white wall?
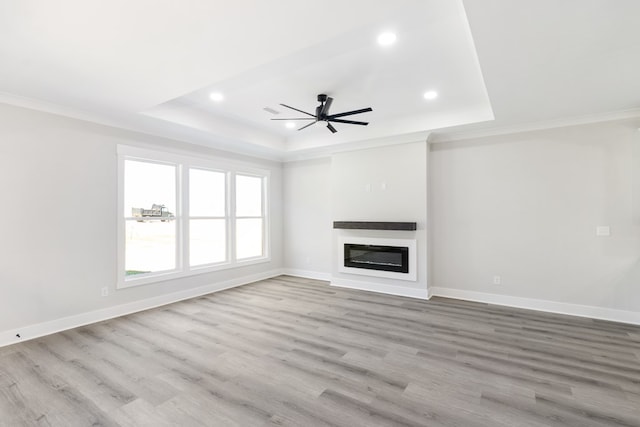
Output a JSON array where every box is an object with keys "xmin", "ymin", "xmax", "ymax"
[
  {"xmin": 0, "ymin": 103, "xmax": 283, "ymax": 344},
  {"xmin": 283, "ymin": 142, "xmax": 429, "ymax": 297},
  {"xmin": 4, "ymin": 99, "xmax": 640, "ymax": 344},
  {"xmin": 283, "ymin": 158, "xmax": 332, "ymax": 279},
  {"xmin": 331, "ymin": 142, "xmax": 428, "ymax": 296},
  {"xmin": 430, "ymin": 120, "xmax": 640, "ymax": 314}
]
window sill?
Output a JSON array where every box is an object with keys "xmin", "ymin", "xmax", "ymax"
[{"xmin": 117, "ymin": 256, "xmax": 271, "ymax": 289}]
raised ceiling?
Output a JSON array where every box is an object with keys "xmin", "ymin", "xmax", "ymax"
[{"xmin": 0, "ymin": 0, "xmax": 639, "ymax": 160}]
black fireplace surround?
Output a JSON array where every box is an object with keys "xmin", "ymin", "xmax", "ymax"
[{"xmin": 344, "ymin": 243, "xmax": 409, "ymax": 273}]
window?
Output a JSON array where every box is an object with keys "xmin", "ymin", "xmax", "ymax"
[
  {"xmin": 235, "ymin": 174, "xmax": 265, "ymax": 260},
  {"xmin": 123, "ymin": 160, "xmax": 178, "ymax": 277},
  {"xmin": 117, "ymin": 146, "xmax": 269, "ymax": 288},
  {"xmin": 189, "ymin": 168, "xmax": 227, "ymax": 267}
]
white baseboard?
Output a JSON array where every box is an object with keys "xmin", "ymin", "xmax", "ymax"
[
  {"xmin": 8, "ymin": 274, "xmax": 635, "ymax": 349},
  {"xmin": 427, "ymin": 287, "xmax": 434, "ymax": 300},
  {"xmin": 281, "ymin": 268, "xmax": 331, "ymax": 282},
  {"xmin": 430, "ymin": 287, "xmax": 640, "ymax": 326},
  {"xmin": 331, "ymin": 278, "xmax": 428, "ymax": 300},
  {"xmin": 0, "ymin": 269, "xmax": 283, "ymax": 348}
]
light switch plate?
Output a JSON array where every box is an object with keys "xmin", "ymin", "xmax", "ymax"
[{"xmin": 596, "ymin": 226, "xmax": 610, "ymax": 237}]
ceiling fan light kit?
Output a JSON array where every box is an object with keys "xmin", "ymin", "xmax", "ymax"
[{"xmin": 271, "ymin": 94, "xmax": 372, "ymax": 133}]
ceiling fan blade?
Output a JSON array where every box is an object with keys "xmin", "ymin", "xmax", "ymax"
[
  {"xmin": 327, "ymin": 107, "xmax": 373, "ymax": 119},
  {"xmin": 280, "ymin": 103, "xmax": 316, "ymax": 117},
  {"xmin": 326, "ymin": 123, "xmax": 337, "ymax": 133},
  {"xmin": 327, "ymin": 118, "xmax": 369, "ymax": 126},
  {"xmin": 298, "ymin": 121, "xmax": 317, "ymax": 131},
  {"xmin": 270, "ymin": 118, "xmax": 316, "ymax": 121},
  {"xmin": 320, "ymin": 97, "xmax": 333, "ymax": 117}
]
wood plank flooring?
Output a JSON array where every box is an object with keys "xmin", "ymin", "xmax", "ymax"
[{"xmin": 1, "ymin": 275, "xmax": 640, "ymax": 426}]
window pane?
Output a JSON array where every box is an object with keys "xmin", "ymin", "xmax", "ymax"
[
  {"xmin": 124, "ymin": 160, "xmax": 176, "ymax": 218},
  {"xmin": 236, "ymin": 175, "xmax": 262, "ymax": 217},
  {"xmin": 190, "ymin": 169, "xmax": 225, "ymax": 217},
  {"xmin": 190, "ymin": 219, "xmax": 226, "ymax": 266},
  {"xmin": 125, "ymin": 220, "xmax": 176, "ymax": 275},
  {"xmin": 236, "ymin": 218, "xmax": 263, "ymax": 259}
]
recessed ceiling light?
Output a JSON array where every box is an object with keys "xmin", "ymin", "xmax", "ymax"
[
  {"xmin": 423, "ymin": 90, "xmax": 438, "ymax": 100},
  {"xmin": 285, "ymin": 122, "xmax": 296, "ymax": 129},
  {"xmin": 209, "ymin": 92, "xmax": 224, "ymax": 102},
  {"xmin": 377, "ymin": 32, "xmax": 397, "ymax": 46}
]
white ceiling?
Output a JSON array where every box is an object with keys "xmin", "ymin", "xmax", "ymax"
[{"xmin": 0, "ymin": 0, "xmax": 639, "ymax": 160}]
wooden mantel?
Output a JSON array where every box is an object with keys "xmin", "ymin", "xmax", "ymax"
[{"xmin": 333, "ymin": 221, "xmax": 417, "ymax": 231}]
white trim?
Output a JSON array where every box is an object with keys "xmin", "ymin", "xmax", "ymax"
[
  {"xmin": 117, "ymin": 153, "xmax": 126, "ymax": 287},
  {"xmin": 430, "ymin": 287, "xmax": 640, "ymax": 326},
  {"xmin": 117, "ymin": 257, "xmax": 271, "ymax": 289},
  {"xmin": 234, "ymin": 172, "xmax": 269, "ymax": 262},
  {"xmin": 331, "ymin": 278, "xmax": 428, "ymax": 299},
  {"xmin": 0, "ymin": 92, "xmax": 285, "ymax": 162},
  {"xmin": 427, "ymin": 287, "xmax": 435, "ymax": 299},
  {"xmin": 281, "ymin": 133, "xmax": 432, "ymax": 162},
  {"xmin": 116, "ymin": 144, "xmax": 273, "ymax": 173},
  {"xmin": 282, "ymin": 268, "xmax": 332, "ymax": 281},
  {"xmin": 117, "ymin": 145, "xmax": 270, "ymax": 289},
  {"xmin": 429, "ymin": 108, "xmax": 640, "ymax": 144},
  {"xmin": 1, "ymin": 269, "xmax": 284, "ymax": 348},
  {"xmin": 338, "ymin": 236, "xmax": 417, "ymax": 281},
  {"xmin": 3, "ymin": 90, "xmax": 639, "ymax": 164}
]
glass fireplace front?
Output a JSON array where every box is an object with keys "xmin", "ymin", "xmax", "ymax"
[{"xmin": 343, "ymin": 243, "xmax": 409, "ymax": 273}]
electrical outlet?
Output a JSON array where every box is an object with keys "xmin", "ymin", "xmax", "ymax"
[
  {"xmin": 101, "ymin": 287, "xmax": 109, "ymax": 297},
  {"xmin": 493, "ymin": 275, "xmax": 502, "ymax": 285}
]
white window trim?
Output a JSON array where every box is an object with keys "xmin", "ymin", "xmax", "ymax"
[
  {"xmin": 117, "ymin": 145, "xmax": 271, "ymax": 289},
  {"xmin": 185, "ymin": 166, "xmax": 230, "ymax": 270},
  {"xmin": 234, "ymin": 171, "xmax": 269, "ymax": 262}
]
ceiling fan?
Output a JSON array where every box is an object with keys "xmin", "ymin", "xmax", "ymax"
[{"xmin": 272, "ymin": 94, "xmax": 372, "ymax": 133}]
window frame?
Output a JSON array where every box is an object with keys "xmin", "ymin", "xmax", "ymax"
[
  {"xmin": 117, "ymin": 145, "xmax": 270, "ymax": 289},
  {"xmin": 187, "ymin": 166, "xmax": 229, "ymax": 269},
  {"xmin": 234, "ymin": 172, "xmax": 268, "ymax": 261}
]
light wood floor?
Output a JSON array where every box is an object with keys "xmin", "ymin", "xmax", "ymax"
[{"xmin": 2, "ymin": 276, "xmax": 640, "ymax": 426}]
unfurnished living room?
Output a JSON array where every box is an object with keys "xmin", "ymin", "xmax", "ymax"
[{"xmin": 1, "ymin": 1, "xmax": 640, "ymax": 426}]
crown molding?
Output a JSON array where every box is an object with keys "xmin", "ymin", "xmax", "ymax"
[
  {"xmin": 429, "ymin": 108, "xmax": 640, "ymax": 144},
  {"xmin": 3, "ymin": 90, "xmax": 639, "ymax": 163},
  {"xmin": 281, "ymin": 130, "xmax": 431, "ymax": 162},
  {"xmin": 0, "ymin": 91, "xmax": 120, "ymax": 128},
  {"xmin": 0, "ymin": 91, "xmax": 285, "ymax": 162}
]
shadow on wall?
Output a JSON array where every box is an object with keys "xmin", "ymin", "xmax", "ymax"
[
  {"xmin": 608, "ymin": 132, "xmax": 640, "ymax": 312},
  {"xmin": 607, "ymin": 257, "xmax": 640, "ymax": 312}
]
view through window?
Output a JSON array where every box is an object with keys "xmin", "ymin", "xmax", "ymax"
[
  {"xmin": 236, "ymin": 174, "xmax": 264, "ymax": 259},
  {"xmin": 189, "ymin": 168, "xmax": 227, "ymax": 267},
  {"xmin": 124, "ymin": 160, "xmax": 177, "ymax": 276}
]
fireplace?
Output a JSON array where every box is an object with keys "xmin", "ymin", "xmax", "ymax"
[
  {"xmin": 344, "ymin": 243, "xmax": 409, "ymax": 273},
  {"xmin": 338, "ymin": 236, "xmax": 417, "ymax": 281}
]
